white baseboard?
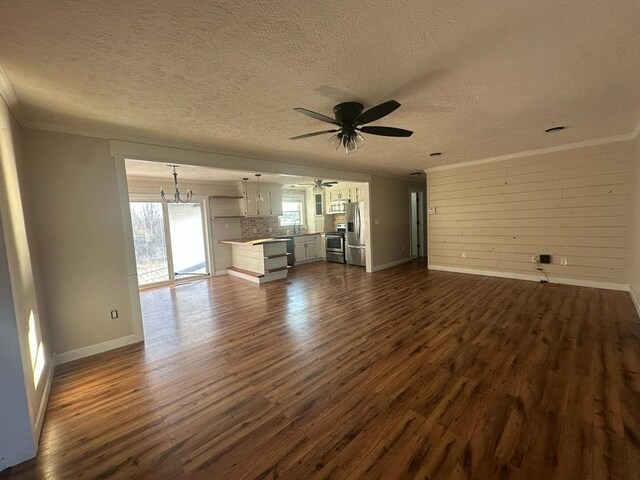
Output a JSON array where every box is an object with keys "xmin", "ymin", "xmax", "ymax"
[
  {"xmin": 371, "ymin": 257, "xmax": 411, "ymax": 272},
  {"xmin": 630, "ymin": 286, "xmax": 640, "ymax": 318},
  {"xmin": 428, "ymin": 264, "xmax": 630, "ymax": 292},
  {"xmin": 54, "ymin": 334, "xmax": 138, "ymax": 366},
  {"xmin": 33, "ymin": 358, "xmax": 54, "ymax": 446}
]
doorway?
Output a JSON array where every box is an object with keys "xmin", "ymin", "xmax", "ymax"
[
  {"xmin": 129, "ymin": 199, "xmax": 210, "ymax": 287},
  {"xmin": 410, "ymin": 190, "xmax": 425, "ymax": 259}
]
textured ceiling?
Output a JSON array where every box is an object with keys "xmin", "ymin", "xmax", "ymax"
[
  {"xmin": 1, "ymin": 1, "xmax": 639, "ymax": 173},
  {"xmin": 125, "ymin": 159, "xmax": 338, "ymax": 186}
]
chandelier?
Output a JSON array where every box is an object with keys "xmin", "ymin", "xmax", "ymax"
[{"xmin": 160, "ymin": 164, "xmax": 192, "ymax": 203}]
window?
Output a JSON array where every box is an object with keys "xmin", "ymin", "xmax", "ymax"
[{"xmin": 280, "ymin": 189, "xmax": 306, "ymax": 226}]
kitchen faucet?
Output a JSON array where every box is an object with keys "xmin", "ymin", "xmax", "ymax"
[{"xmin": 293, "ymin": 219, "xmax": 301, "ymax": 234}]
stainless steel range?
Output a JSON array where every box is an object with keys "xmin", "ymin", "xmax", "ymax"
[{"xmin": 325, "ymin": 223, "xmax": 346, "ymax": 264}]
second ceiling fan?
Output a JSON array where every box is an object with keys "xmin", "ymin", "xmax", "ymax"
[{"xmin": 290, "ymin": 100, "xmax": 413, "ymax": 154}]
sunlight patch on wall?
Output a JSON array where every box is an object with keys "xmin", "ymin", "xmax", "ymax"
[{"xmin": 28, "ymin": 310, "xmax": 45, "ymax": 387}]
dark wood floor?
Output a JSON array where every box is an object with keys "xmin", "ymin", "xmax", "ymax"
[{"xmin": 4, "ymin": 261, "xmax": 640, "ymax": 479}]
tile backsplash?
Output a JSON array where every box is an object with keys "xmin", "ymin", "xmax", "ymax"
[
  {"xmin": 241, "ymin": 216, "xmax": 298, "ymax": 238},
  {"xmin": 332, "ymin": 213, "xmax": 346, "ymax": 230}
]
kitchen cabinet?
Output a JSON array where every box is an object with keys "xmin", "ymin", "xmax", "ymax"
[
  {"xmin": 243, "ymin": 184, "xmax": 283, "ymax": 217},
  {"xmin": 218, "ymin": 239, "xmax": 289, "ymax": 283},
  {"xmin": 313, "ymin": 217, "xmax": 325, "ymax": 232},
  {"xmin": 350, "ymin": 187, "xmax": 364, "ymax": 202},
  {"xmin": 329, "ymin": 189, "xmax": 349, "ymax": 202},
  {"xmin": 326, "ymin": 186, "xmax": 365, "ymax": 212},
  {"xmin": 313, "ymin": 193, "xmax": 324, "ymax": 215},
  {"xmin": 317, "ymin": 234, "xmax": 326, "ymax": 258},
  {"xmin": 293, "ymin": 234, "xmax": 321, "ymax": 264}
]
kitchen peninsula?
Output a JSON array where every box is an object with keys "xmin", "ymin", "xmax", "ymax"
[{"xmin": 218, "ymin": 238, "xmax": 289, "ymax": 283}]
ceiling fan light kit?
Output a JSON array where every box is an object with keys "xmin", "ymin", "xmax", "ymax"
[{"xmin": 290, "ymin": 100, "xmax": 413, "ymax": 154}]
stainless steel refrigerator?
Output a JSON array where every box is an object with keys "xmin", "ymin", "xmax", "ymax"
[{"xmin": 345, "ymin": 202, "xmax": 366, "ymax": 266}]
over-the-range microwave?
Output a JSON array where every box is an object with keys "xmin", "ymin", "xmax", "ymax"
[{"xmin": 329, "ymin": 200, "xmax": 347, "ymax": 214}]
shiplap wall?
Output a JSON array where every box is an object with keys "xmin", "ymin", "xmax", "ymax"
[{"xmin": 427, "ymin": 140, "xmax": 634, "ymax": 285}]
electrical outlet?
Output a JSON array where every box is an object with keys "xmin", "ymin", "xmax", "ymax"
[
  {"xmin": 539, "ymin": 254, "xmax": 551, "ymax": 264},
  {"xmin": 561, "ymin": 257, "xmax": 568, "ymax": 266},
  {"xmin": 268, "ymin": 227, "xmax": 272, "ymax": 233},
  {"xmin": 428, "ymin": 207, "xmax": 436, "ymax": 214},
  {"xmin": 224, "ymin": 223, "xmax": 230, "ymax": 230},
  {"xmin": 374, "ymin": 218, "xmax": 380, "ymax": 225},
  {"xmin": 253, "ymin": 228, "xmax": 257, "ymax": 234},
  {"xmin": 462, "ymin": 251, "xmax": 467, "ymax": 259},
  {"xmin": 110, "ymin": 310, "xmax": 118, "ymax": 319}
]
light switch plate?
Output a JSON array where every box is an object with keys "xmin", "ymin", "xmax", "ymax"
[{"xmin": 561, "ymin": 257, "xmax": 568, "ymax": 266}]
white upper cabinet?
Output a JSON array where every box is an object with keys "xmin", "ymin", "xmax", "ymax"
[
  {"xmin": 242, "ymin": 183, "xmax": 283, "ymax": 217},
  {"xmin": 325, "ymin": 184, "xmax": 365, "ymax": 212}
]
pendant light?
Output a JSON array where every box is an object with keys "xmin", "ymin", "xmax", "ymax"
[
  {"xmin": 255, "ymin": 173, "xmax": 264, "ymax": 215},
  {"xmin": 241, "ymin": 177, "xmax": 250, "ymax": 215},
  {"xmin": 255, "ymin": 174, "xmax": 265, "ymax": 203}
]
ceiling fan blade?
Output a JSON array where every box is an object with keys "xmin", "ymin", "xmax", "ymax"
[
  {"xmin": 355, "ymin": 100, "xmax": 401, "ymax": 125},
  {"xmin": 293, "ymin": 108, "xmax": 340, "ymax": 125},
  {"xmin": 359, "ymin": 126, "xmax": 413, "ymax": 137},
  {"xmin": 289, "ymin": 129, "xmax": 340, "ymax": 140}
]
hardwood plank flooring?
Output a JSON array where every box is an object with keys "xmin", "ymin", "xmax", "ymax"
[{"xmin": 3, "ymin": 261, "xmax": 639, "ymax": 479}]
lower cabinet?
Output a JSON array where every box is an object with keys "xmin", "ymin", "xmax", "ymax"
[
  {"xmin": 317, "ymin": 234, "xmax": 326, "ymax": 258},
  {"xmin": 294, "ymin": 235, "xmax": 321, "ymax": 264}
]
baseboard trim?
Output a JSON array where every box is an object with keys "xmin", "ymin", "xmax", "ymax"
[
  {"xmin": 428, "ymin": 264, "xmax": 630, "ymax": 292},
  {"xmin": 33, "ymin": 358, "xmax": 54, "ymax": 446},
  {"xmin": 54, "ymin": 334, "xmax": 138, "ymax": 366},
  {"xmin": 371, "ymin": 258, "xmax": 411, "ymax": 272},
  {"xmin": 630, "ymin": 287, "xmax": 640, "ymax": 318}
]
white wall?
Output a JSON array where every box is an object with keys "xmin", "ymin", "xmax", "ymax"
[
  {"xmin": 427, "ymin": 140, "xmax": 634, "ymax": 287},
  {"xmin": 22, "ymin": 129, "xmax": 136, "ymax": 356},
  {"xmin": 0, "ymin": 97, "xmax": 50, "ymax": 468},
  {"xmin": 369, "ymin": 175, "xmax": 426, "ymax": 269},
  {"xmin": 631, "ymin": 136, "xmax": 640, "ymax": 305}
]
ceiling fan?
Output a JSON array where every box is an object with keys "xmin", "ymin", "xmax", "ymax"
[
  {"xmin": 290, "ymin": 100, "xmax": 413, "ymax": 154},
  {"xmin": 297, "ymin": 179, "xmax": 338, "ymax": 188}
]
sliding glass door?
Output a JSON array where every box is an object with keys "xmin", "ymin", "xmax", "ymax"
[
  {"xmin": 167, "ymin": 203, "xmax": 208, "ymax": 279},
  {"xmin": 130, "ymin": 202, "xmax": 171, "ymax": 285},
  {"xmin": 130, "ymin": 199, "xmax": 210, "ymax": 287}
]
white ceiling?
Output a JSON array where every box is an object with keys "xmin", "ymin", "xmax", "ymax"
[
  {"xmin": 125, "ymin": 159, "xmax": 337, "ymax": 186},
  {"xmin": 1, "ymin": 1, "xmax": 639, "ymax": 174}
]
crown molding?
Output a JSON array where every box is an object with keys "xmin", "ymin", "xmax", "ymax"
[
  {"xmin": 0, "ymin": 64, "xmax": 26, "ymax": 124},
  {"xmin": 424, "ymin": 132, "xmax": 637, "ymax": 173}
]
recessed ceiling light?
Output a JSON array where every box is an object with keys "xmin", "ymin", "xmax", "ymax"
[
  {"xmin": 430, "ymin": 152, "xmax": 443, "ymax": 157},
  {"xmin": 545, "ymin": 126, "xmax": 565, "ymax": 133}
]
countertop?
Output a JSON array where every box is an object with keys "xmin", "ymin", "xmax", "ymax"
[{"xmin": 218, "ymin": 238, "xmax": 290, "ymax": 246}]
